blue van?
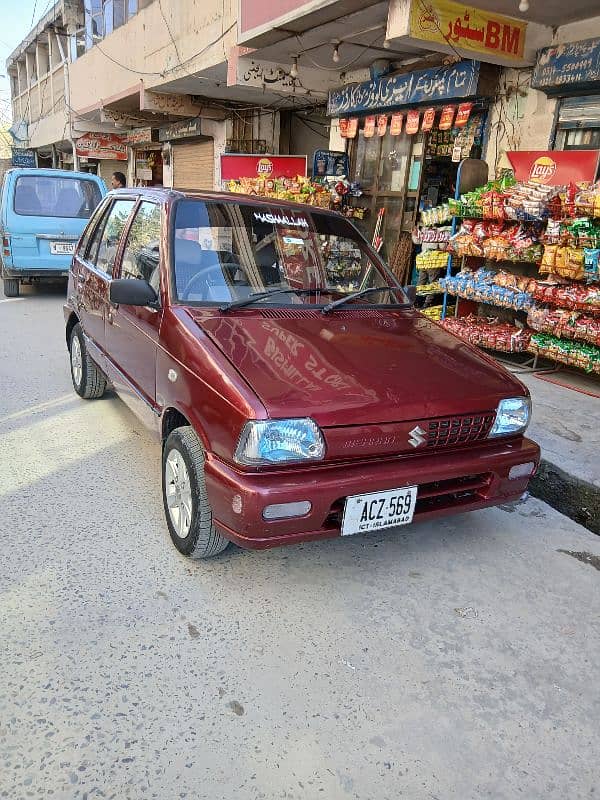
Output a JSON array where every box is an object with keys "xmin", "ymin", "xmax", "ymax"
[{"xmin": 0, "ymin": 168, "xmax": 106, "ymax": 297}]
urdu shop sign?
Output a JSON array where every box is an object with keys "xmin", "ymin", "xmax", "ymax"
[
  {"xmin": 327, "ymin": 59, "xmax": 479, "ymax": 117},
  {"xmin": 386, "ymin": 0, "xmax": 529, "ymax": 67}
]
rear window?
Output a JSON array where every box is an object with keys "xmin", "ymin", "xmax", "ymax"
[{"xmin": 13, "ymin": 175, "xmax": 102, "ymax": 219}]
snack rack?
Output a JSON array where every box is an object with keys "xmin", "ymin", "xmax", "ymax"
[{"xmin": 427, "ymin": 176, "xmax": 600, "ymax": 376}]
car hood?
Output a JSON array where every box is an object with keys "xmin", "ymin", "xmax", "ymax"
[{"xmin": 188, "ymin": 308, "xmax": 526, "ymax": 427}]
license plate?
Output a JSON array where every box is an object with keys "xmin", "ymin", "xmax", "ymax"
[
  {"xmin": 341, "ymin": 486, "xmax": 418, "ymax": 536},
  {"xmin": 50, "ymin": 241, "xmax": 75, "ymax": 255}
]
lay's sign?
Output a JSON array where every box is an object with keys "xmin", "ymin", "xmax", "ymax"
[{"xmin": 507, "ymin": 151, "xmax": 600, "ymax": 186}]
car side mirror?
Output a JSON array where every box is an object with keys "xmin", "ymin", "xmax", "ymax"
[
  {"xmin": 402, "ymin": 284, "xmax": 417, "ymax": 305},
  {"xmin": 110, "ymin": 278, "xmax": 158, "ymax": 307}
]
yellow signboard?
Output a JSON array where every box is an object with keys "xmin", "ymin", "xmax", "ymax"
[{"xmin": 409, "ymin": 0, "xmax": 527, "ymax": 61}]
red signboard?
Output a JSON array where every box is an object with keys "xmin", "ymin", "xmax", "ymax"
[
  {"xmin": 220, "ymin": 154, "xmax": 307, "ymax": 180},
  {"xmin": 454, "ymin": 102, "xmax": 473, "ymax": 128},
  {"xmin": 421, "ymin": 107, "xmax": 436, "ymax": 132},
  {"xmin": 377, "ymin": 114, "xmax": 388, "ymax": 137},
  {"xmin": 76, "ymin": 132, "xmax": 127, "ymax": 161},
  {"xmin": 439, "ymin": 105, "xmax": 455, "ymax": 130},
  {"xmin": 390, "ymin": 112, "xmax": 403, "ymax": 136},
  {"xmin": 346, "ymin": 118, "xmax": 358, "ymax": 139},
  {"xmin": 364, "ymin": 116, "xmax": 376, "ymax": 138},
  {"xmin": 507, "ymin": 150, "xmax": 600, "ymax": 185},
  {"xmin": 406, "ymin": 110, "xmax": 420, "ymax": 134}
]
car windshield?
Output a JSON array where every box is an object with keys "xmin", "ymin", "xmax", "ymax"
[
  {"xmin": 172, "ymin": 200, "xmax": 406, "ymax": 306},
  {"xmin": 14, "ymin": 175, "xmax": 102, "ymax": 219}
]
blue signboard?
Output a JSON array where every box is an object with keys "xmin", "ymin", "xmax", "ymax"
[
  {"xmin": 532, "ymin": 37, "xmax": 600, "ymax": 93},
  {"xmin": 327, "ymin": 60, "xmax": 480, "ymax": 117},
  {"xmin": 11, "ymin": 148, "xmax": 36, "ymax": 168}
]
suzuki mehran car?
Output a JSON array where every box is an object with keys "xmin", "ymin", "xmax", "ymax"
[
  {"xmin": 64, "ymin": 188, "xmax": 540, "ymax": 559},
  {"xmin": 1, "ymin": 168, "xmax": 105, "ymax": 297}
]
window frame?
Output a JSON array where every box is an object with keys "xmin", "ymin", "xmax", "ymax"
[
  {"xmin": 84, "ymin": 197, "xmax": 137, "ymax": 277},
  {"xmin": 117, "ymin": 199, "xmax": 163, "ymax": 291}
]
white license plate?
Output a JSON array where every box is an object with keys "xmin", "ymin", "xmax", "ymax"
[
  {"xmin": 341, "ymin": 486, "xmax": 418, "ymax": 536},
  {"xmin": 50, "ymin": 241, "xmax": 75, "ymax": 255}
]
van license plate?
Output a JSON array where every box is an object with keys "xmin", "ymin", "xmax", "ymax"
[
  {"xmin": 341, "ymin": 486, "xmax": 418, "ymax": 536},
  {"xmin": 50, "ymin": 242, "xmax": 75, "ymax": 255}
]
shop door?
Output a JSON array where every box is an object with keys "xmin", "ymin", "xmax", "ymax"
[
  {"xmin": 352, "ymin": 128, "xmax": 425, "ymax": 260},
  {"xmin": 172, "ymin": 141, "xmax": 215, "ymax": 190}
]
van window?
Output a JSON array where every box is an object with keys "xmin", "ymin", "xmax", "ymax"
[{"xmin": 13, "ymin": 175, "xmax": 102, "ymax": 219}]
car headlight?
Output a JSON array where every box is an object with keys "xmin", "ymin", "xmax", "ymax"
[
  {"xmin": 489, "ymin": 397, "xmax": 531, "ymax": 438},
  {"xmin": 235, "ymin": 418, "xmax": 326, "ymax": 466}
]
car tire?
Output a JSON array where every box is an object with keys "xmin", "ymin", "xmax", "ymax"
[
  {"xmin": 162, "ymin": 426, "xmax": 230, "ymax": 559},
  {"xmin": 69, "ymin": 323, "xmax": 106, "ymax": 399},
  {"xmin": 3, "ymin": 278, "xmax": 19, "ymax": 298}
]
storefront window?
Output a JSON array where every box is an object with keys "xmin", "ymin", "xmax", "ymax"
[
  {"xmin": 354, "ymin": 132, "xmax": 379, "ymax": 192},
  {"xmin": 556, "ymin": 128, "xmax": 600, "ymax": 150}
]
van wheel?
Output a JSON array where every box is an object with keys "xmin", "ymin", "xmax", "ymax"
[
  {"xmin": 69, "ymin": 323, "xmax": 106, "ymax": 399},
  {"xmin": 3, "ymin": 278, "xmax": 19, "ymax": 298},
  {"xmin": 162, "ymin": 426, "xmax": 230, "ymax": 559}
]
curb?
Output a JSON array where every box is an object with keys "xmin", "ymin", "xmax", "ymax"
[{"xmin": 529, "ymin": 459, "xmax": 600, "ymax": 535}]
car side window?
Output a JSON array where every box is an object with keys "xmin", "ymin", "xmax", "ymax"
[
  {"xmin": 120, "ymin": 202, "xmax": 162, "ymax": 292},
  {"xmin": 78, "ymin": 200, "xmax": 109, "ymax": 257},
  {"xmin": 88, "ymin": 199, "xmax": 135, "ymax": 276}
]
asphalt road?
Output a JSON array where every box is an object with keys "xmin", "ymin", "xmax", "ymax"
[{"xmin": 1, "ymin": 282, "xmax": 599, "ymax": 800}]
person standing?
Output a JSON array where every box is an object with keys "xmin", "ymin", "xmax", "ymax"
[{"xmin": 111, "ymin": 171, "xmax": 126, "ymax": 190}]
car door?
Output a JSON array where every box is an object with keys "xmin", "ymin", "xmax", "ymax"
[
  {"xmin": 76, "ymin": 198, "xmax": 136, "ymax": 356},
  {"xmin": 105, "ymin": 200, "xmax": 163, "ymax": 424}
]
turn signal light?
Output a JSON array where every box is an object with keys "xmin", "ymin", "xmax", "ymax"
[{"xmin": 263, "ymin": 501, "xmax": 312, "ymax": 520}]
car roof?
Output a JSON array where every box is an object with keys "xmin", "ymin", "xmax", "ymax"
[
  {"xmin": 6, "ymin": 167, "xmax": 104, "ymax": 181},
  {"xmin": 107, "ymin": 186, "xmax": 342, "ymax": 218}
]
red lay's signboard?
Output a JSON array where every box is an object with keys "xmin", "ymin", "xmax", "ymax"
[
  {"xmin": 507, "ymin": 151, "xmax": 600, "ymax": 185},
  {"xmin": 221, "ymin": 154, "xmax": 308, "ymax": 180}
]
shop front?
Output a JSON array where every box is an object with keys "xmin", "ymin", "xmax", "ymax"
[
  {"xmin": 328, "ymin": 59, "xmax": 495, "ymax": 263},
  {"xmin": 159, "ymin": 118, "xmax": 215, "ymax": 192},
  {"xmin": 532, "ymin": 36, "xmax": 600, "ymax": 157},
  {"xmin": 74, "ymin": 131, "xmax": 128, "ymax": 187},
  {"xmin": 126, "ymin": 128, "xmax": 163, "ymax": 187}
]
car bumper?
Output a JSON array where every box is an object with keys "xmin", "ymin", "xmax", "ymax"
[
  {"xmin": 204, "ymin": 436, "xmax": 540, "ymax": 549},
  {"xmin": 3, "ymin": 267, "xmax": 69, "ymax": 278}
]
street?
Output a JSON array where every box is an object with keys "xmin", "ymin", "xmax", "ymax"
[{"xmin": 1, "ymin": 283, "xmax": 599, "ymax": 800}]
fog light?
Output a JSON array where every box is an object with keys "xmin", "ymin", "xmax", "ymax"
[
  {"xmin": 263, "ymin": 501, "xmax": 311, "ymax": 520},
  {"xmin": 509, "ymin": 462, "xmax": 535, "ymax": 480},
  {"xmin": 231, "ymin": 494, "xmax": 243, "ymax": 514}
]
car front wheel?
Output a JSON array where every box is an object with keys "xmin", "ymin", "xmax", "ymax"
[
  {"xmin": 69, "ymin": 323, "xmax": 106, "ymax": 399},
  {"xmin": 162, "ymin": 426, "xmax": 230, "ymax": 559}
]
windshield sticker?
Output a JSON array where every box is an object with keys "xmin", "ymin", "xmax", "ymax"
[
  {"xmin": 197, "ymin": 227, "xmax": 233, "ymax": 251},
  {"xmin": 253, "ymin": 211, "xmax": 308, "ymax": 228}
]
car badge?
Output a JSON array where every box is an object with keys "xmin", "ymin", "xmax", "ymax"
[{"xmin": 408, "ymin": 425, "xmax": 426, "ymax": 448}]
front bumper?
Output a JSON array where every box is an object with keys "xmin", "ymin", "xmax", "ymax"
[{"xmin": 204, "ymin": 436, "xmax": 540, "ymax": 549}]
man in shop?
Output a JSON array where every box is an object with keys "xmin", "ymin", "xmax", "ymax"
[{"xmin": 111, "ymin": 171, "xmax": 127, "ymax": 190}]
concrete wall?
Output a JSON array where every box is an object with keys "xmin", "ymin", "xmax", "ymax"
[
  {"xmin": 485, "ymin": 16, "xmax": 600, "ymax": 175},
  {"xmin": 69, "ymin": 0, "xmax": 238, "ymax": 111}
]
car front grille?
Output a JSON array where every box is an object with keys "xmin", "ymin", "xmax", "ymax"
[{"xmin": 427, "ymin": 413, "xmax": 495, "ymax": 449}]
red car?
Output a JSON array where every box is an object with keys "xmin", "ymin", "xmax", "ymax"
[{"xmin": 65, "ymin": 188, "xmax": 539, "ymax": 559}]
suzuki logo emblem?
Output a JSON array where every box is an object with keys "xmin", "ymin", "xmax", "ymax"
[{"xmin": 408, "ymin": 425, "xmax": 427, "ymax": 448}]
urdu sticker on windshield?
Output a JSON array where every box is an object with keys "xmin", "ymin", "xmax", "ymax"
[{"xmin": 253, "ymin": 211, "xmax": 308, "ymax": 228}]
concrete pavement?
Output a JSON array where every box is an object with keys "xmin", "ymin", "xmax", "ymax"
[{"xmin": 1, "ymin": 283, "xmax": 599, "ymax": 800}]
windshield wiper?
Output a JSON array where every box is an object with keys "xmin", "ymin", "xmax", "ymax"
[
  {"xmin": 220, "ymin": 287, "xmax": 321, "ymax": 312},
  {"xmin": 321, "ymin": 286, "xmax": 407, "ymax": 314}
]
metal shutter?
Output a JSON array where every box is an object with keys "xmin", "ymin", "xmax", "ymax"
[{"xmin": 172, "ymin": 141, "xmax": 215, "ymax": 190}]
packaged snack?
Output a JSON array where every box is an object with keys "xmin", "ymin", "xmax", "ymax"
[
  {"xmin": 540, "ymin": 245, "xmax": 557, "ymax": 274},
  {"xmin": 584, "ymin": 248, "xmax": 600, "ymax": 282}
]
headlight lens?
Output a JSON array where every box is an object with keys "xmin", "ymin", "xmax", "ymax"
[
  {"xmin": 235, "ymin": 418, "xmax": 325, "ymax": 466},
  {"xmin": 489, "ymin": 397, "xmax": 531, "ymax": 438}
]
